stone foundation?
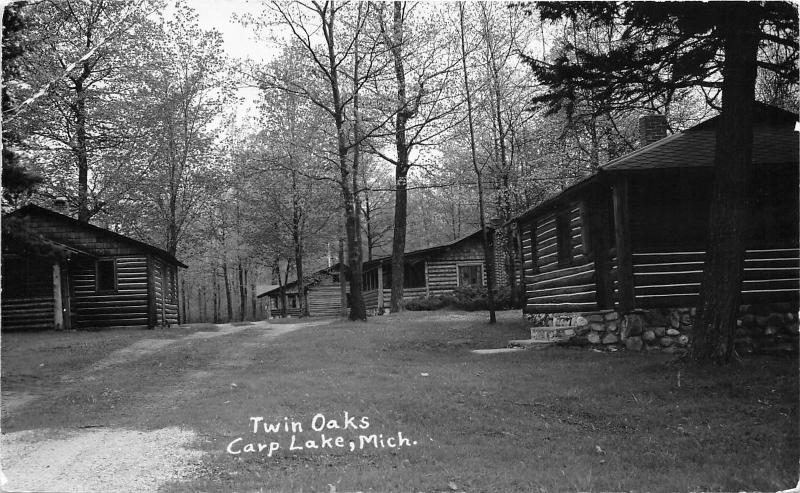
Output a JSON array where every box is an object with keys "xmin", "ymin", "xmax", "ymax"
[{"xmin": 528, "ymin": 303, "xmax": 798, "ymax": 354}]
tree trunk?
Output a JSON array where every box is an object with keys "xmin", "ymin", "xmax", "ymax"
[
  {"xmin": 363, "ymin": 182, "xmax": 374, "ymax": 261},
  {"xmin": 238, "ymin": 259, "xmax": 246, "ymax": 321},
  {"xmin": 74, "ymin": 80, "xmax": 90, "ymax": 222},
  {"xmin": 390, "ymin": 168, "xmax": 408, "ymax": 312},
  {"xmin": 323, "ymin": 1, "xmax": 366, "ymax": 321},
  {"xmin": 339, "ymin": 238, "xmax": 348, "ymax": 317},
  {"xmin": 212, "ymin": 270, "xmax": 219, "ymax": 323},
  {"xmin": 197, "ymin": 285, "xmax": 203, "ymax": 323},
  {"xmin": 459, "ymin": 3, "xmax": 496, "ymax": 324},
  {"xmin": 251, "ymin": 283, "xmax": 257, "ymax": 320},
  {"xmin": 292, "ymin": 170, "xmax": 309, "ymax": 318},
  {"xmin": 181, "ymin": 277, "xmax": 187, "ymax": 324},
  {"xmin": 222, "ymin": 261, "xmax": 233, "ymax": 322},
  {"xmin": 386, "ymin": 1, "xmax": 411, "ymax": 314},
  {"xmin": 691, "ymin": 5, "xmax": 759, "ymax": 364}
]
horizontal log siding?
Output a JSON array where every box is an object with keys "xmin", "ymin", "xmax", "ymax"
[
  {"xmin": 2, "ymin": 297, "xmax": 55, "ymax": 331},
  {"xmin": 158, "ymin": 263, "xmax": 179, "ymax": 326},
  {"xmin": 308, "ymin": 285, "xmax": 347, "ymax": 317},
  {"xmin": 632, "ymin": 248, "xmax": 800, "ymax": 307},
  {"xmin": 154, "ymin": 262, "xmax": 165, "ymax": 326},
  {"xmin": 2, "ymin": 255, "xmax": 56, "ymax": 330},
  {"xmin": 363, "ymin": 289, "xmax": 379, "ymax": 310},
  {"xmin": 426, "ymin": 259, "xmax": 487, "ymax": 295},
  {"xmin": 72, "ymin": 256, "xmax": 149, "ymax": 328},
  {"xmin": 382, "ymin": 287, "xmax": 428, "ymax": 302},
  {"xmin": 523, "ymin": 205, "xmax": 597, "ymax": 313}
]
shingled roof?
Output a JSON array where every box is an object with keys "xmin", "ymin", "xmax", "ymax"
[
  {"xmin": 4, "ymin": 204, "xmax": 188, "ymax": 268},
  {"xmin": 508, "ymin": 104, "xmax": 798, "ymax": 225},
  {"xmin": 603, "ymin": 105, "xmax": 798, "ymax": 172}
]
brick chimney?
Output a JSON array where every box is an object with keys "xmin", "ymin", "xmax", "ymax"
[
  {"xmin": 638, "ymin": 114, "xmax": 668, "ymax": 147},
  {"xmin": 53, "ymin": 196, "xmax": 69, "ymax": 215}
]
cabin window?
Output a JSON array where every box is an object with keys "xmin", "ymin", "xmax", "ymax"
[
  {"xmin": 362, "ymin": 269, "xmax": 379, "ymax": 291},
  {"xmin": 556, "ymin": 212, "xmax": 574, "ymax": 267},
  {"xmin": 96, "ymin": 259, "xmax": 117, "ymax": 292},
  {"xmin": 458, "ymin": 264, "xmax": 483, "ymax": 287},
  {"xmin": 404, "ymin": 262, "xmax": 426, "ymax": 288}
]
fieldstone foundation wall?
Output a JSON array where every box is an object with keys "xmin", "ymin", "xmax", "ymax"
[{"xmin": 528, "ymin": 303, "xmax": 798, "ymax": 354}]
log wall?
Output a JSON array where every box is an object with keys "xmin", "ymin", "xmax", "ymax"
[
  {"xmin": 1, "ymin": 255, "xmax": 56, "ymax": 330},
  {"xmin": 304, "ymin": 279, "xmax": 350, "ymax": 317},
  {"xmin": 72, "ymin": 256, "xmax": 150, "ymax": 329},
  {"xmin": 631, "ymin": 247, "xmax": 800, "ymax": 308},
  {"xmin": 363, "ymin": 289, "xmax": 379, "ymax": 310},
  {"xmin": 425, "ymin": 260, "xmax": 487, "ymax": 295},
  {"xmin": 521, "ymin": 204, "xmax": 599, "ymax": 313},
  {"xmin": 151, "ymin": 259, "xmax": 179, "ymax": 327},
  {"xmin": 2, "ymin": 297, "xmax": 55, "ymax": 331}
]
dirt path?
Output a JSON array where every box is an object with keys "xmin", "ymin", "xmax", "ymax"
[{"xmin": 1, "ymin": 319, "xmax": 328, "ymax": 492}]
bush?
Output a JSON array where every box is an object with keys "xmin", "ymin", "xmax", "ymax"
[
  {"xmin": 405, "ymin": 296, "xmax": 447, "ymax": 311},
  {"xmin": 404, "ymin": 286, "xmax": 516, "ymax": 312}
]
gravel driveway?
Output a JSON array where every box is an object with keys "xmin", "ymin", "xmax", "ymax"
[{"xmin": 1, "ymin": 319, "xmax": 324, "ymax": 492}]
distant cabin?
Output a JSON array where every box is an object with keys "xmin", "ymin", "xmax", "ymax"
[
  {"xmin": 2, "ymin": 204, "xmax": 187, "ymax": 331},
  {"xmin": 258, "ymin": 264, "xmax": 347, "ymax": 318},
  {"xmin": 509, "ymin": 104, "xmax": 799, "ymax": 315},
  {"xmin": 362, "ymin": 228, "xmax": 500, "ymax": 313},
  {"xmin": 260, "ymin": 229, "xmax": 504, "ymax": 318}
]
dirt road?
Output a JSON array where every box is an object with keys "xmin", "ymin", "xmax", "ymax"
[{"xmin": 1, "ymin": 319, "xmax": 327, "ymax": 493}]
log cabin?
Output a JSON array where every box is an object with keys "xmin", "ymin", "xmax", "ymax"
[
  {"xmin": 258, "ymin": 264, "xmax": 347, "ymax": 318},
  {"xmin": 260, "ymin": 229, "xmax": 506, "ymax": 317},
  {"xmin": 510, "ymin": 104, "xmax": 799, "ymax": 320},
  {"xmin": 2, "ymin": 203, "xmax": 187, "ymax": 331},
  {"xmin": 361, "ymin": 228, "xmax": 500, "ymax": 313}
]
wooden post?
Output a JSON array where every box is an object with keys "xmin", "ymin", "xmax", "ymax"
[
  {"xmin": 590, "ymin": 191, "xmax": 614, "ymax": 310},
  {"xmin": 377, "ymin": 265, "xmax": 384, "ymax": 314},
  {"xmin": 424, "ymin": 261, "xmax": 430, "ymax": 297},
  {"xmin": 612, "ymin": 177, "xmax": 635, "ymax": 312},
  {"xmin": 61, "ymin": 262, "xmax": 71, "ymax": 330},
  {"xmin": 53, "ymin": 261, "xmax": 63, "ymax": 330}
]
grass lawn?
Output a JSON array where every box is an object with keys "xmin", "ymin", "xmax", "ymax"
[{"xmin": 2, "ymin": 310, "xmax": 797, "ymax": 492}]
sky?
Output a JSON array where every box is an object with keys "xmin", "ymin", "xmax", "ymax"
[
  {"xmin": 190, "ymin": 0, "xmax": 275, "ymax": 63},
  {"xmin": 183, "ymin": 0, "xmax": 281, "ymax": 123}
]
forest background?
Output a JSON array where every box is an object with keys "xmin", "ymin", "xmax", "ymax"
[{"xmin": 2, "ymin": 0, "xmax": 797, "ymax": 324}]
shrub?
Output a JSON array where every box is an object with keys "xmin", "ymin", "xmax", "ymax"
[
  {"xmin": 404, "ymin": 286, "xmax": 516, "ymax": 312},
  {"xmin": 405, "ymin": 296, "xmax": 447, "ymax": 311}
]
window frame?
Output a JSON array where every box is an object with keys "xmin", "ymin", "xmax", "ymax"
[
  {"xmin": 457, "ymin": 263, "xmax": 484, "ymax": 287},
  {"xmin": 403, "ymin": 262, "xmax": 427, "ymax": 289},
  {"xmin": 95, "ymin": 258, "xmax": 118, "ymax": 293}
]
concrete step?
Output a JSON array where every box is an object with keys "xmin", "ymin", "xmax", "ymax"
[
  {"xmin": 529, "ymin": 325, "xmax": 582, "ymax": 342},
  {"xmin": 471, "ymin": 347, "xmax": 526, "ymax": 355},
  {"xmin": 507, "ymin": 339, "xmax": 555, "ymax": 350}
]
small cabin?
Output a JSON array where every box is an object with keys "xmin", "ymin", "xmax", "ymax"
[
  {"xmin": 2, "ymin": 204, "xmax": 187, "ymax": 331},
  {"xmin": 510, "ymin": 105, "xmax": 799, "ymax": 316},
  {"xmin": 361, "ymin": 229, "xmax": 499, "ymax": 312},
  {"xmin": 258, "ymin": 265, "xmax": 348, "ymax": 318}
]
